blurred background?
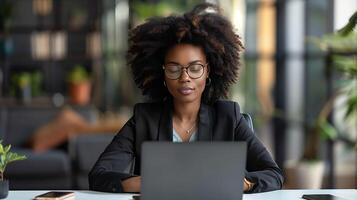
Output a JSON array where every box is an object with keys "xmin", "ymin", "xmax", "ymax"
[{"xmin": 0, "ymin": 0, "xmax": 356, "ymax": 190}]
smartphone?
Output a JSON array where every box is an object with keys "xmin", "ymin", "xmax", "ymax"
[
  {"xmin": 35, "ymin": 191, "xmax": 75, "ymax": 200},
  {"xmin": 302, "ymin": 194, "xmax": 347, "ymax": 200},
  {"xmin": 132, "ymin": 195, "xmax": 141, "ymax": 200}
]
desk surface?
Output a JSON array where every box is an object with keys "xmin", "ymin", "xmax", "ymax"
[{"xmin": 8, "ymin": 189, "xmax": 357, "ymax": 200}]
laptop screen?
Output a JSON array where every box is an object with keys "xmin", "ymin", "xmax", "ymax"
[{"xmin": 140, "ymin": 142, "xmax": 247, "ymax": 200}]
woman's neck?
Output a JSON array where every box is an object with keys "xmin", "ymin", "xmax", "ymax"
[{"xmin": 172, "ymin": 100, "xmax": 200, "ymax": 122}]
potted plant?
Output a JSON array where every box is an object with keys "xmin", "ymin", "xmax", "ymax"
[
  {"xmin": 67, "ymin": 65, "xmax": 91, "ymax": 105},
  {"xmin": 0, "ymin": 140, "xmax": 26, "ymax": 199},
  {"xmin": 287, "ymin": 12, "xmax": 357, "ymax": 189},
  {"xmin": 10, "ymin": 72, "xmax": 33, "ymax": 104}
]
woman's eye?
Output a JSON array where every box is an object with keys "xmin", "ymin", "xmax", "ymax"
[
  {"xmin": 189, "ymin": 64, "xmax": 202, "ymax": 71},
  {"xmin": 167, "ymin": 66, "xmax": 180, "ymax": 72}
]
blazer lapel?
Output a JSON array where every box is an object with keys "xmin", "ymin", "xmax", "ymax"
[
  {"xmin": 157, "ymin": 99, "xmax": 173, "ymax": 141},
  {"xmin": 197, "ymin": 103, "xmax": 212, "ymax": 141}
]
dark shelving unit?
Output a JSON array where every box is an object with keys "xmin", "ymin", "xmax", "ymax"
[{"xmin": 0, "ymin": 0, "xmax": 102, "ymax": 105}]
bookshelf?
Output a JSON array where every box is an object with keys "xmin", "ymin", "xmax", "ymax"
[{"xmin": 0, "ymin": 0, "xmax": 102, "ymax": 106}]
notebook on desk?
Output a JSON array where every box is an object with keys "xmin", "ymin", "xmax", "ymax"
[{"xmin": 138, "ymin": 141, "xmax": 247, "ymax": 200}]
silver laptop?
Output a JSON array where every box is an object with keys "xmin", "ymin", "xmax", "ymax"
[{"xmin": 140, "ymin": 142, "xmax": 247, "ymax": 200}]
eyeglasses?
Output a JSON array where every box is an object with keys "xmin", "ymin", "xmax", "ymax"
[{"xmin": 163, "ymin": 63, "xmax": 207, "ymax": 80}]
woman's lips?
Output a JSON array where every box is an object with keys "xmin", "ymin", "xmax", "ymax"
[{"xmin": 178, "ymin": 87, "xmax": 194, "ymax": 95}]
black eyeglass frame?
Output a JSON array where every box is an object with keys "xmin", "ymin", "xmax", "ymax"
[{"xmin": 162, "ymin": 63, "xmax": 208, "ymax": 80}]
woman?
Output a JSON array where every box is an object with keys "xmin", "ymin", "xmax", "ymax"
[{"xmin": 89, "ymin": 3, "xmax": 283, "ymax": 193}]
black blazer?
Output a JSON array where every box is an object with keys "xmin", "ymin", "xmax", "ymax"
[{"xmin": 88, "ymin": 100, "xmax": 284, "ymax": 193}]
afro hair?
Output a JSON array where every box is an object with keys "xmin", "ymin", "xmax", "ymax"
[{"xmin": 128, "ymin": 3, "xmax": 244, "ymax": 104}]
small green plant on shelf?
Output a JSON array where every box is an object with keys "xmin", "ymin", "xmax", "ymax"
[
  {"xmin": 67, "ymin": 65, "xmax": 90, "ymax": 84},
  {"xmin": 0, "ymin": 140, "xmax": 27, "ymax": 181},
  {"xmin": 67, "ymin": 65, "xmax": 91, "ymax": 105}
]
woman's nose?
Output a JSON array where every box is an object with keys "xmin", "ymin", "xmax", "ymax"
[{"xmin": 179, "ymin": 69, "xmax": 190, "ymax": 81}]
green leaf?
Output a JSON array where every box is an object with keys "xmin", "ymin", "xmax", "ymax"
[
  {"xmin": 0, "ymin": 142, "xmax": 26, "ymax": 175},
  {"xmin": 335, "ymin": 79, "xmax": 356, "ymax": 88},
  {"xmin": 0, "ymin": 154, "xmax": 6, "ymax": 168},
  {"xmin": 0, "ymin": 158, "xmax": 5, "ymax": 168},
  {"xmin": 317, "ymin": 32, "xmax": 357, "ymax": 52},
  {"xmin": 0, "ymin": 144, "xmax": 3, "ymax": 154},
  {"xmin": 345, "ymin": 94, "xmax": 357, "ymax": 119},
  {"xmin": 6, "ymin": 152, "xmax": 26, "ymax": 163},
  {"xmin": 4, "ymin": 144, "xmax": 11, "ymax": 153},
  {"xmin": 332, "ymin": 55, "xmax": 357, "ymax": 77},
  {"xmin": 318, "ymin": 120, "xmax": 338, "ymax": 140},
  {"xmin": 67, "ymin": 65, "xmax": 90, "ymax": 83},
  {"xmin": 338, "ymin": 11, "xmax": 357, "ymax": 36}
]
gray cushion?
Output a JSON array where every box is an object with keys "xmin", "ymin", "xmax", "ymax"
[
  {"xmin": 69, "ymin": 134, "xmax": 114, "ymax": 172},
  {"xmin": 69, "ymin": 134, "xmax": 115, "ymax": 189},
  {"xmin": 5, "ymin": 148, "xmax": 71, "ymax": 178}
]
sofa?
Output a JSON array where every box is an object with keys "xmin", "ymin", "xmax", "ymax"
[{"xmin": 0, "ymin": 105, "xmax": 115, "ymax": 190}]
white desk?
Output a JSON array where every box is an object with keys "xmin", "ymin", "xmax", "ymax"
[
  {"xmin": 243, "ymin": 189, "xmax": 357, "ymax": 200},
  {"xmin": 7, "ymin": 189, "xmax": 357, "ymax": 200}
]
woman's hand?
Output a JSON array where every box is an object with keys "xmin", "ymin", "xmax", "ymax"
[
  {"xmin": 121, "ymin": 176, "xmax": 141, "ymax": 192},
  {"xmin": 243, "ymin": 178, "xmax": 255, "ymax": 192}
]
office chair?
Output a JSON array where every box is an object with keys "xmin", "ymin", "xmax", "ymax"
[{"xmin": 242, "ymin": 113, "xmax": 254, "ymax": 132}]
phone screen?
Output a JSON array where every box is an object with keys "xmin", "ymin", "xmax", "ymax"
[
  {"xmin": 132, "ymin": 195, "xmax": 141, "ymax": 200},
  {"xmin": 302, "ymin": 194, "xmax": 347, "ymax": 200},
  {"xmin": 35, "ymin": 192, "xmax": 74, "ymax": 199}
]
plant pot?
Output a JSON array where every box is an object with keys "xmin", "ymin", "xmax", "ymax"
[
  {"xmin": 69, "ymin": 81, "xmax": 91, "ymax": 105},
  {"xmin": 285, "ymin": 160, "xmax": 325, "ymax": 189},
  {"xmin": 0, "ymin": 180, "xmax": 9, "ymax": 199},
  {"xmin": 297, "ymin": 161, "xmax": 325, "ymax": 189}
]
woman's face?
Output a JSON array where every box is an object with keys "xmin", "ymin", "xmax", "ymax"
[{"xmin": 164, "ymin": 43, "xmax": 209, "ymax": 104}]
